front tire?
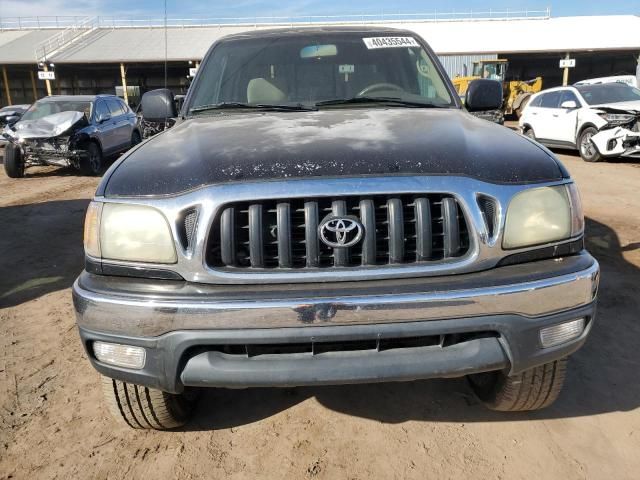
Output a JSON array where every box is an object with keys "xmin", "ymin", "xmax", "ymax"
[
  {"xmin": 3, "ymin": 143, "xmax": 25, "ymax": 178},
  {"xmin": 578, "ymin": 127, "xmax": 602, "ymax": 162},
  {"xmin": 79, "ymin": 142, "xmax": 103, "ymax": 176},
  {"xmin": 467, "ymin": 358, "xmax": 567, "ymax": 411},
  {"xmin": 101, "ymin": 376, "xmax": 198, "ymax": 430},
  {"xmin": 523, "ymin": 127, "xmax": 536, "ymax": 141},
  {"xmin": 131, "ymin": 130, "xmax": 141, "ymax": 147}
]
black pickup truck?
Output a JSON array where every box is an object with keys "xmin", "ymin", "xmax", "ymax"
[{"xmin": 73, "ymin": 27, "xmax": 599, "ymax": 429}]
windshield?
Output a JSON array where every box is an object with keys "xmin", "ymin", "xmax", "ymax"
[
  {"xmin": 576, "ymin": 84, "xmax": 640, "ymax": 105},
  {"xmin": 472, "ymin": 62, "xmax": 507, "ymax": 82},
  {"xmin": 21, "ymin": 100, "xmax": 93, "ymax": 121},
  {"xmin": 187, "ymin": 32, "xmax": 454, "ymax": 113}
]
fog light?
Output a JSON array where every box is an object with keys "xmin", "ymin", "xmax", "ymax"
[
  {"xmin": 539, "ymin": 318, "xmax": 585, "ymax": 348},
  {"xmin": 93, "ymin": 341, "xmax": 146, "ymax": 369}
]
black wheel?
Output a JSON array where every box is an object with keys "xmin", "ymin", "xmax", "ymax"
[
  {"xmin": 578, "ymin": 127, "xmax": 602, "ymax": 162},
  {"xmin": 79, "ymin": 142, "xmax": 103, "ymax": 176},
  {"xmin": 131, "ymin": 130, "xmax": 142, "ymax": 147},
  {"xmin": 101, "ymin": 376, "xmax": 199, "ymax": 430},
  {"xmin": 467, "ymin": 358, "xmax": 568, "ymax": 411},
  {"xmin": 523, "ymin": 127, "xmax": 536, "ymax": 141},
  {"xmin": 3, "ymin": 143, "xmax": 25, "ymax": 178}
]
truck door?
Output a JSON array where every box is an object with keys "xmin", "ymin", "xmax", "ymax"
[
  {"xmin": 535, "ymin": 91, "xmax": 562, "ymax": 141},
  {"xmin": 553, "ymin": 90, "xmax": 581, "ymax": 145}
]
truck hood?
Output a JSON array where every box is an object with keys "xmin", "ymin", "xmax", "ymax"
[
  {"xmin": 102, "ymin": 108, "xmax": 566, "ymax": 197},
  {"xmin": 10, "ymin": 111, "xmax": 87, "ymax": 140}
]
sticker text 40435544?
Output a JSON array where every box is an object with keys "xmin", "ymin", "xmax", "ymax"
[{"xmin": 362, "ymin": 37, "xmax": 420, "ymax": 49}]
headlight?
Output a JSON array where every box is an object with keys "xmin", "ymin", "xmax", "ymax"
[
  {"xmin": 503, "ymin": 184, "xmax": 583, "ymax": 249},
  {"xmin": 83, "ymin": 202, "xmax": 177, "ymax": 263},
  {"xmin": 598, "ymin": 112, "xmax": 636, "ymax": 126}
]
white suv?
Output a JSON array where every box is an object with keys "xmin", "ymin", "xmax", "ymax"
[{"xmin": 519, "ymin": 82, "xmax": 640, "ymax": 162}]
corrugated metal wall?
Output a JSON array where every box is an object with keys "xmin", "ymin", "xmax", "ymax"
[{"xmin": 438, "ymin": 54, "xmax": 498, "ymax": 80}]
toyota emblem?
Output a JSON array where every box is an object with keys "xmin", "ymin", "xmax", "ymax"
[{"xmin": 318, "ymin": 216, "xmax": 364, "ymax": 248}]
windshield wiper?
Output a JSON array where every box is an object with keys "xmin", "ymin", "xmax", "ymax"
[
  {"xmin": 315, "ymin": 97, "xmax": 448, "ymax": 108},
  {"xmin": 189, "ymin": 102, "xmax": 316, "ymax": 114}
]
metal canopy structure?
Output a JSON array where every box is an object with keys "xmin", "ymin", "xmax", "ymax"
[{"xmin": 0, "ymin": 14, "xmax": 639, "ymax": 65}]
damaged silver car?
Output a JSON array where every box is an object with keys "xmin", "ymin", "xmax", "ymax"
[
  {"xmin": 520, "ymin": 82, "xmax": 640, "ymax": 162},
  {"xmin": 2, "ymin": 95, "xmax": 141, "ymax": 178}
]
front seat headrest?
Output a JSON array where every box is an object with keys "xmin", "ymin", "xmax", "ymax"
[{"xmin": 247, "ymin": 78, "xmax": 286, "ymax": 104}]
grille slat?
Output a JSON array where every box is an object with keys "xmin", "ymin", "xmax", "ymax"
[
  {"xmin": 359, "ymin": 199, "xmax": 376, "ymax": 265},
  {"xmin": 220, "ymin": 207, "xmax": 236, "ymax": 266},
  {"xmin": 248, "ymin": 204, "xmax": 264, "ymax": 268},
  {"xmin": 442, "ymin": 197, "xmax": 460, "ymax": 258},
  {"xmin": 277, "ymin": 202, "xmax": 292, "ymax": 268},
  {"xmin": 387, "ymin": 198, "xmax": 404, "ymax": 264},
  {"xmin": 304, "ymin": 201, "xmax": 320, "ymax": 267},
  {"xmin": 332, "ymin": 200, "xmax": 349, "ymax": 267},
  {"xmin": 208, "ymin": 194, "xmax": 469, "ymax": 271},
  {"xmin": 415, "ymin": 197, "xmax": 432, "ymax": 261}
]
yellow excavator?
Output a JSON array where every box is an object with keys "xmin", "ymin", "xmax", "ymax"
[{"xmin": 452, "ymin": 59, "xmax": 543, "ymax": 118}]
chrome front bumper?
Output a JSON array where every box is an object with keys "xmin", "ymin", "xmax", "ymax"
[
  {"xmin": 74, "ymin": 254, "xmax": 599, "ymax": 336},
  {"xmin": 74, "ymin": 254, "xmax": 599, "ymax": 392}
]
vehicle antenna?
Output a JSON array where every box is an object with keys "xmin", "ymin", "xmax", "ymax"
[
  {"xmin": 164, "ymin": 0, "xmax": 169, "ymax": 130},
  {"xmin": 164, "ymin": 0, "xmax": 168, "ymax": 127}
]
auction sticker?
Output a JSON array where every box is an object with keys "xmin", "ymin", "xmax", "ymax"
[{"xmin": 363, "ymin": 37, "xmax": 420, "ymax": 49}]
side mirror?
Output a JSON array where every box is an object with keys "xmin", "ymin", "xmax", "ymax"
[
  {"xmin": 560, "ymin": 100, "xmax": 578, "ymax": 109},
  {"xmin": 141, "ymin": 89, "xmax": 178, "ymax": 122},
  {"xmin": 97, "ymin": 112, "xmax": 111, "ymax": 124},
  {"xmin": 5, "ymin": 115, "xmax": 20, "ymax": 125},
  {"xmin": 465, "ymin": 79, "xmax": 503, "ymax": 112}
]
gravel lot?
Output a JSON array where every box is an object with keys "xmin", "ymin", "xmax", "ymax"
[{"xmin": 1, "ymin": 150, "xmax": 639, "ymax": 479}]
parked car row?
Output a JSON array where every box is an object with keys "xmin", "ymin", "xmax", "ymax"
[{"xmin": 519, "ymin": 81, "xmax": 640, "ymax": 162}]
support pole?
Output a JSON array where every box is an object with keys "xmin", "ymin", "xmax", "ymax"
[
  {"xmin": 43, "ymin": 64, "xmax": 52, "ymax": 96},
  {"xmin": 120, "ymin": 62, "xmax": 128, "ymax": 105},
  {"xmin": 30, "ymin": 69, "xmax": 38, "ymax": 101},
  {"xmin": 562, "ymin": 52, "xmax": 570, "ymax": 86},
  {"xmin": 1, "ymin": 66, "xmax": 11, "ymax": 105}
]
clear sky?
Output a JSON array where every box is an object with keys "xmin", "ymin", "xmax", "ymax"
[{"xmin": 1, "ymin": 0, "xmax": 639, "ymax": 18}]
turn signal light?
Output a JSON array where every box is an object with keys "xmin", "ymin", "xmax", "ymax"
[
  {"xmin": 539, "ymin": 318, "xmax": 585, "ymax": 348},
  {"xmin": 93, "ymin": 341, "xmax": 146, "ymax": 369}
]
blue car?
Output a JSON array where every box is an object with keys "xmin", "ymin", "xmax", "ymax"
[{"xmin": 2, "ymin": 94, "xmax": 141, "ymax": 178}]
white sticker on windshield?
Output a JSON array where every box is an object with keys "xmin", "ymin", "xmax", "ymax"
[
  {"xmin": 363, "ymin": 37, "xmax": 420, "ymax": 49},
  {"xmin": 339, "ymin": 64, "xmax": 355, "ymax": 73}
]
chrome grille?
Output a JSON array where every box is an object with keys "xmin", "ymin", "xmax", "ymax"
[{"xmin": 207, "ymin": 194, "xmax": 470, "ymax": 270}]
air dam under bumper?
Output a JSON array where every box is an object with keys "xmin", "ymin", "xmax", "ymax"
[{"xmin": 74, "ymin": 254, "xmax": 599, "ymax": 393}]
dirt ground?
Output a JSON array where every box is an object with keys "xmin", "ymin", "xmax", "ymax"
[{"xmin": 1, "ymin": 149, "xmax": 639, "ymax": 480}]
